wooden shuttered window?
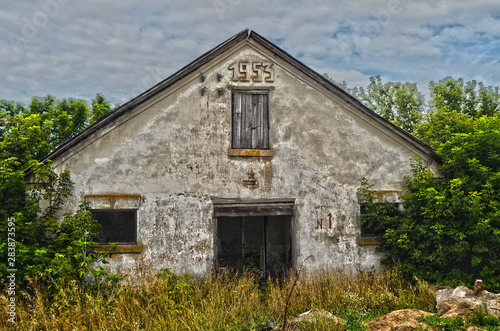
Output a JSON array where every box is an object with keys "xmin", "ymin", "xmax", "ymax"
[{"xmin": 232, "ymin": 92, "xmax": 269, "ymax": 149}]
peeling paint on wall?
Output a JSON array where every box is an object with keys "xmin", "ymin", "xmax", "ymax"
[{"xmin": 48, "ymin": 35, "xmax": 439, "ymax": 276}]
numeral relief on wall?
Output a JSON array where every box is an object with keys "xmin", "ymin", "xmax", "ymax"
[
  {"xmin": 228, "ymin": 61, "xmax": 274, "ymax": 82},
  {"xmin": 315, "ymin": 213, "xmax": 333, "ymax": 230}
]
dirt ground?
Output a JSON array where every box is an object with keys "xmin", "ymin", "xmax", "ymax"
[
  {"xmin": 364, "ymin": 308, "xmax": 487, "ymax": 331},
  {"xmin": 364, "ymin": 309, "xmax": 435, "ymax": 330},
  {"xmin": 266, "ymin": 308, "xmax": 490, "ymax": 330}
]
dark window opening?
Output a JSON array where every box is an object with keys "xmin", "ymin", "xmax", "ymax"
[
  {"xmin": 360, "ymin": 221, "xmax": 385, "ymax": 238},
  {"xmin": 217, "ymin": 215, "xmax": 291, "ymax": 276},
  {"xmin": 360, "ymin": 203, "xmax": 400, "ymax": 238},
  {"xmin": 232, "ymin": 92, "xmax": 269, "ymax": 149},
  {"xmin": 91, "ymin": 210, "xmax": 137, "ymax": 244}
]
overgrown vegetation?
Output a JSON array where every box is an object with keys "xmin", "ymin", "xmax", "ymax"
[
  {"xmin": 1, "ymin": 78, "xmax": 500, "ymax": 328},
  {"xmin": 0, "ymin": 95, "xmax": 116, "ymax": 310},
  {"xmin": 358, "ymin": 78, "xmax": 500, "ymax": 292},
  {"xmin": 0, "ymin": 94, "xmax": 114, "ymax": 167},
  {"xmin": 418, "ymin": 306, "xmax": 500, "ymax": 331},
  {"xmin": 2, "ymin": 267, "xmax": 499, "ymax": 330},
  {"xmin": 0, "ymin": 267, "xmax": 433, "ymax": 330}
]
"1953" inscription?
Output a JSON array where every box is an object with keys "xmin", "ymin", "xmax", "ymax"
[{"xmin": 229, "ymin": 61, "xmax": 274, "ymax": 82}]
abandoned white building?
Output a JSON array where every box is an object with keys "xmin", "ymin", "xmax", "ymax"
[{"xmin": 38, "ymin": 29, "xmax": 440, "ymax": 276}]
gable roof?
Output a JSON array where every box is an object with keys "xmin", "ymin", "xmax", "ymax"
[{"xmin": 35, "ymin": 29, "xmax": 440, "ymax": 167}]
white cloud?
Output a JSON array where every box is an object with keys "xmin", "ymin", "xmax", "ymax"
[{"xmin": 0, "ymin": 0, "xmax": 499, "ymax": 105}]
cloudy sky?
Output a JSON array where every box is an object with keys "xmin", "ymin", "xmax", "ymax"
[{"xmin": 1, "ymin": 0, "xmax": 499, "ymax": 106}]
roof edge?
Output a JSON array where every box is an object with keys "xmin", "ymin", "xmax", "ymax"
[
  {"xmin": 249, "ymin": 30, "xmax": 441, "ymax": 162},
  {"xmin": 26, "ymin": 28, "xmax": 440, "ymax": 175},
  {"xmin": 26, "ymin": 29, "xmax": 251, "ymax": 175}
]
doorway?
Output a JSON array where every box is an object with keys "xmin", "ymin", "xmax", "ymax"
[{"xmin": 213, "ymin": 199, "xmax": 295, "ymax": 276}]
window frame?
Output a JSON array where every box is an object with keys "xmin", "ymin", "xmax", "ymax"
[
  {"xmin": 229, "ymin": 89, "xmax": 273, "ymax": 157},
  {"xmin": 358, "ymin": 190, "xmax": 401, "ymax": 246},
  {"xmin": 84, "ymin": 194, "xmax": 144, "ymax": 253},
  {"xmin": 91, "ymin": 209, "xmax": 138, "ymax": 245}
]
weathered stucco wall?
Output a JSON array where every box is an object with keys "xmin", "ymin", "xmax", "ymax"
[{"xmin": 51, "ymin": 40, "xmax": 438, "ymax": 276}]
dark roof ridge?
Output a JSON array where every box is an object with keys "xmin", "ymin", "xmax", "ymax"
[
  {"xmin": 28, "ymin": 29, "xmax": 250, "ymax": 172},
  {"xmin": 248, "ymin": 30, "xmax": 440, "ymax": 162},
  {"xmin": 27, "ymin": 29, "xmax": 440, "ymax": 175}
]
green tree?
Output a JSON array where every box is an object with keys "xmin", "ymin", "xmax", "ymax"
[
  {"xmin": 0, "ymin": 93, "xmax": 117, "ymax": 304},
  {"xmin": 50, "ymin": 98, "xmax": 90, "ymax": 146},
  {"xmin": 0, "ymin": 113, "xmax": 53, "ymax": 168},
  {"xmin": 90, "ymin": 93, "xmax": 112, "ymax": 124},
  {"xmin": 415, "ymin": 108, "xmax": 474, "ymax": 150},
  {"xmin": 416, "ymin": 78, "xmax": 500, "ymax": 149},
  {"xmin": 323, "ymin": 73, "xmax": 348, "ymax": 90},
  {"xmin": 429, "ymin": 77, "xmax": 500, "ymax": 118},
  {"xmin": 1, "ymin": 160, "xmax": 114, "ymax": 290},
  {"xmin": 360, "ymin": 115, "xmax": 500, "ymax": 290},
  {"xmin": 351, "ymin": 76, "xmax": 500, "ymax": 290},
  {"xmin": 27, "ymin": 95, "xmax": 92, "ymax": 148},
  {"xmin": 350, "ymin": 76, "xmax": 425, "ymax": 133},
  {"xmin": 0, "ymin": 94, "xmax": 113, "ymax": 170}
]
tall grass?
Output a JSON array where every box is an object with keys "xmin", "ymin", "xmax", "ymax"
[{"xmin": 1, "ymin": 267, "xmax": 436, "ymax": 330}]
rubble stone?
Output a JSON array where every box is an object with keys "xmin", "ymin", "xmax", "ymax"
[{"xmin": 436, "ymin": 285, "xmax": 500, "ymax": 317}]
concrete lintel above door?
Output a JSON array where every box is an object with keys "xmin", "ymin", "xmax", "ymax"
[{"xmin": 212, "ymin": 198, "xmax": 295, "ymax": 217}]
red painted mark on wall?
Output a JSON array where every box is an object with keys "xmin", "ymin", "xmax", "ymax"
[
  {"xmin": 315, "ymin": 213, "xmax": 332, "ymax": 230},
  {"xmin": 315, "ymin": 219, "xmax": 323, "ymax": 229}
]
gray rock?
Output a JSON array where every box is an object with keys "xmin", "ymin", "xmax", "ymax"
[{"xmin": 435, "ymin": 283, "xmax": 500, "ymax": 317}]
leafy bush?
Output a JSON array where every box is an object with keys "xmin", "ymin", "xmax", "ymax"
[
  {"xmin": 465, "ymin": 305, "xmax": 500, "ymax": 329},
  {"xmin": 418, "ymin": 308, "xmax": 500, "ymax": 331},
  {"xmin": 155, "ymin": 268, "xmax": 194, "ymax": 312},
  {"xmin": 0, "ymin": 94, "xmax": 118, "ymax": 311},
  {"xmin": 0, "ymin": 161, "xmax": 116, "ymax": 308},
  {"xmin": 359, "ymin": 115, "xmax": 500, "ymax": 291}
]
